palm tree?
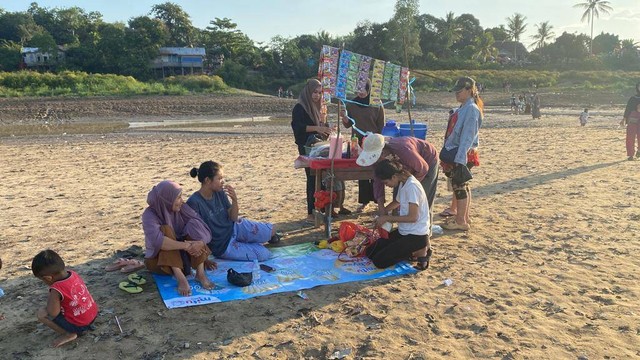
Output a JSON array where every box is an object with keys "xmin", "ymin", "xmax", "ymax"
[
  {"xmin": 574, "ymin": 0, "xmax": 613, "ymax": 54},
  {"xmin": 506, "ymin": 13, "xmax": 527, "ymax": 61},
  {"xmin": 620, "ymin": 39, "xmax": 639, "ymax": 56},
  {"xmin": 531, "ymin": 21, "xmax": 555, "ymax": 56},
  {"xmin": 473, "ymin": 32, "xmax": 497, "ymax": 63},
  {"xmin": 438, "ymin": 12, "xmax": 462, "ymax": 58}
]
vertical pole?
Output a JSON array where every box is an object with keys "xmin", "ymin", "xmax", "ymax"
[
  {"xmin": 403, "ymin": 35, "xmax": 414, "ymax": 137},
  {"xmin": 326, "ymin": 99, "xmax": 340, "ymax": 238}
]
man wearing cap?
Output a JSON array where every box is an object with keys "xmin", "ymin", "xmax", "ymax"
[{"xmin": 439, "ymin": 76, "xmax": 483, "ymax": 231}]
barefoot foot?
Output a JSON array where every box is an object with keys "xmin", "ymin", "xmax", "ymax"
[
  {"xmin": 196, "ymin": 273, "xmax": 215, "ymax": 290},
  {"xmin": 176, "ymin": 277, "xmax": 192, "ymax": 296},
  {"xmin": 52, "ymin": 332, "xmax": 77, "ymax": 347}
]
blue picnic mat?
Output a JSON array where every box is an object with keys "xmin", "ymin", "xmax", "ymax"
[{"xmin": 152, "ymin": 243, "xmax": 417, "ymax": 308}]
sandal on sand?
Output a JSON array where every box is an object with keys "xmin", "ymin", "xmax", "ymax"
[
  {"xmin": 119, "ymin": 281, "xmax": 143, "ymax": 294},
  {"xmin": 415, "ymin": 249, "xmax": 433, "ymax": 271},
  {"xmin": 268, "ymin": 232, "xmax": 282, "ymax": 245},
  {"xmin": 105, "ymin": 258, "xmax": 131, "ymax": 272},
  {"xmin": 120, "ymin": 259, "xmax": 145, "ymax": 274},
  {"xmin": 441, "ymin": 219, "xmax": 470, "ymax": 231},
  {"xmin": 127, "ymin": 273, "xmax": 147, "ymax": 285},
  {"xmin": 354, "ymin": 204, "xmax": 368, "ymax": 213},
  {"xmin": 438, "ymin": 209, "xmax": 456, "ymax": 217}
]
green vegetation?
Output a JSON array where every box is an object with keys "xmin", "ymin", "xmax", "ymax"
[
  {"xmin": 413, "ymin": 70, "xmax": 640, "ymax": 92},
  {"xmin": 0, "ymin": 71, "xmax": 228, "ymax": 97},
  {"xmin": 0, "ymin": 1, "xmax": 637, "ymax": 96}
]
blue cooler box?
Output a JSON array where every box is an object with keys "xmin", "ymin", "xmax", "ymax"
[{"xmin": 399, "ymin": 123, "xmax": 427, "ymax": 140}]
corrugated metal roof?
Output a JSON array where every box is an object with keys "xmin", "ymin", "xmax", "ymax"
[{"xmin": 158, "ymin": 47, "xmax": 206, "ymax": 56}]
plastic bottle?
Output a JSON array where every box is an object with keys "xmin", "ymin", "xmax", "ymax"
[
  {"xmin": 252, "ymin": 259, "xmax": 261, "ymax": 280},
  {"xmin": 350, "ymin": 135, "xmax": 359, "ymax": 158}
]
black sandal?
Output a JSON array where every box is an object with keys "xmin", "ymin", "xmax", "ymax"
[{"xmin": 415, "ymin": 248, "xmax": 433, "ymax": 271}]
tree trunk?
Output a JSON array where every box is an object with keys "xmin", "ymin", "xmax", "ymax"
[{"xmin": 590, "ymin": 10, "xmax": 594, "ymax": 55}]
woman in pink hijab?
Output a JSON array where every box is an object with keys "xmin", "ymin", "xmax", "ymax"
[{"xmin": 142, "ymin": 180, "xmax": 216, "ymax": 296}]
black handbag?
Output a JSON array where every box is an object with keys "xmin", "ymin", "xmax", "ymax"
[
  {"xmin": 227, "ymin": 268, "xmax": 252, "ymax": 287},
  {"xmin": 439, "ymin": 146, "xmax": 458, "ymax": 164}
]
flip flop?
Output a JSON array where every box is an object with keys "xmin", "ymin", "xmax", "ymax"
[
  {"xmin": 338, "ymin": 208, "xmax": 352, "ymax": 215},
  {"xmin": 105, "ymin": 258, "xmax": 131, "ymax": 272},
  {"xmin": 268, "ymin": 232, "xmax": 282, "ymax": 245},
  {"xmin": 120, "ymin": 259, "xmax": 145, "ymax": 274},
  {"xmin": 119, "ymin": 281, "xmax": 143, "ymax": 294},
  {"xmin": 438, "ymin": 209, "xmax": 456, "ymax": 217},
  {"xmin": 127, "ymin": 273, "xmax": 147, "ymax": 285}
]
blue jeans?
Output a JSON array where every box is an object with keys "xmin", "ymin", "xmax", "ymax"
[{"xmin": 220, "ymin": 218, "xmax": 273, "ymax": 261}]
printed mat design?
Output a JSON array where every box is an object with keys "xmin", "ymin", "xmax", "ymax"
[{"xmin": 152, "ymin": 243, "xmax": 417, "ymax": 308}]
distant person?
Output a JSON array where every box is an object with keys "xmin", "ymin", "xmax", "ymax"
[
  {"xmin": 620, "ymin": 82, "xmax": 640, "ymax": 160},
  {"xmin": 579, "ymin": 108, "xmax": 589, "ymax": 127},
  {"xmin": 32, "ymin": 250, "xmax": 98, "ymax": 347},
  {"xmin": 188, "ymin": 161, "xmax": 280, "ymax": 261},
  {"xmin": 278, "ymin": 86, "xmax": 284, "ymax": 98},
  {"xmin": 623, "ymin": 103, "xmax": 640, "ymax": 161},
  {"xmin": 510, "ymin": 93, "xmax": 517, "ymax": 113},
  {"xmin": 531, "ymin": 93, "xmax": 541, "ymax": 119}
]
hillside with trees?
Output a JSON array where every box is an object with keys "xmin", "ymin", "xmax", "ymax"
[{"xmin": 0, "ymin": 1, "xmax": 638, "ymax": 95}]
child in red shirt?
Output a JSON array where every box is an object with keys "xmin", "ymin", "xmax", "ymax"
[{"xmin": 32, "ymin": 250, "xmax": 98, "ymax": 347}]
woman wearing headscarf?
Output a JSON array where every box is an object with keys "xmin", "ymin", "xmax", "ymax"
[
  {"xmin": 440, "ymin": 76, "xmax": 483, "ymax": 231},
  {"xmin": 291, "ymin": 79, "xmax": 333, "ymax": 223},
  {"xmin": 142, "ymin": 180, "xmax": 216, "ymax": 296},
  {"xmin": 341, "ymin": 79, "xmax": 385, "ymax": 212}
]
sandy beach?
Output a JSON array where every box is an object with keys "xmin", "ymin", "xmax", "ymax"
[{"xmin": 0, "ymin": 91, "xmax": 639, "ymax": 359}]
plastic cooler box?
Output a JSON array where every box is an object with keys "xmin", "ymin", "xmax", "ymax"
[{"xmin": 399, "ymin": 123, "xmax": 427, "ymax": 140}]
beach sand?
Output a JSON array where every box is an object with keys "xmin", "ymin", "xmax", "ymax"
[{"xmin": 0, "ymin": 91, "xmax": 638, "ymax": 359}]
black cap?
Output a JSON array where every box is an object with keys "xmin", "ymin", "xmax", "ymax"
[{"xmin": 449, "ymin": 76, "xmax": 476, "ymax": 92}]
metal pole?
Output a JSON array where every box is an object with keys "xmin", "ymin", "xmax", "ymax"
[
  {"xmin": 326, "ymin": 100, "xmax": 340, "ymax": 238},
  {"xmin": 403, "ymin": 35, "xmax": 414, "ymax": 137}
]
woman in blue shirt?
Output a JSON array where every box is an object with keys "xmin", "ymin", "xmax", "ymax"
[
  {"xmin": 187, "ymin": 161, "xmax": 279, "ymax": 261},
  {"xmin": 440, "ymin": 77, "xmax": 483, "ymax": 231}
]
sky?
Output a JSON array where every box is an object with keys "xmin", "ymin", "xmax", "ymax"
[{"xmin": 3, "ymin": 0, "xmax": 639, "ymax": 48}]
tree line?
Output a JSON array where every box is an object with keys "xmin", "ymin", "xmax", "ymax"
[{"xmin": 0, "ymin": 1, "xmax": 638, "ymax": 94}]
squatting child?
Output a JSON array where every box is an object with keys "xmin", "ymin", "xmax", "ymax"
[{"xmin": 32, "ymin": 250, "xmax": 98, "ymax": 347}]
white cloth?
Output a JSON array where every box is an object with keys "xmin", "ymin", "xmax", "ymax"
[{"xmin": 396, "ymin": 175, "xmax": 429, "ymax": 236}]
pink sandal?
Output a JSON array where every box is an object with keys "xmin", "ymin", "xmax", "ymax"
[
  {"xmin": 105, "ymin": 258, "xmax": 131, "ymax": 272},
  {"xmin": 120, "ymin": 259, "xmax": 145, "ymax": 274}
]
